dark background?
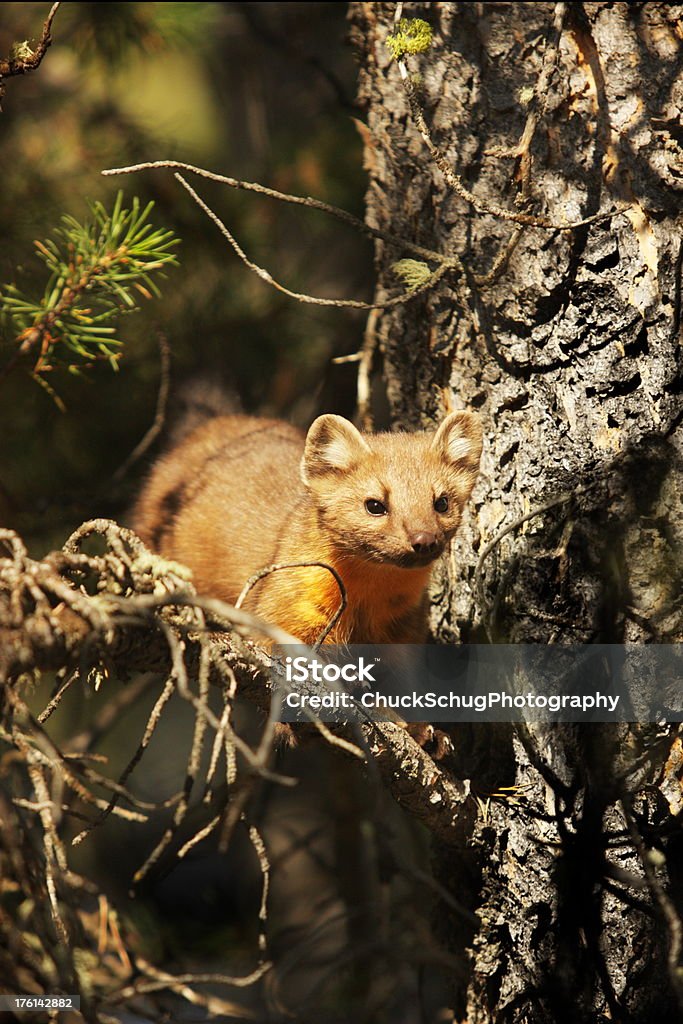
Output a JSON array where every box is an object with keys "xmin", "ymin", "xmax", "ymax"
[{"xmin": 0, "ymin": 1, "xmax": 370, "ymax": 553}]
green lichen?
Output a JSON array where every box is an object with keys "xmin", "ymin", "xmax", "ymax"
[
  {"xmin": 9, "ymin": 40, "xmax": 34, "ymax": 61},
  {"xmin": 392, "ymin": 259, "xmax": 432, "ymax": 294},
  {"xmin": 386, "ymin": 18, "xmax": 433, "ymax": 61}
]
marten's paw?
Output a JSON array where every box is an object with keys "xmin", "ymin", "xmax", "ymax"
[{"xmin": 406, "ymin": 723, "xmax": 454, "ymax": 761}]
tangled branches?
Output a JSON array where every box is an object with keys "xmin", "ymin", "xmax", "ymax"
[{"xmin": 0, "ymin": 520, "xmax": 473, "ymax": 1019}]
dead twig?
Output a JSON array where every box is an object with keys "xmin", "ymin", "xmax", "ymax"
[
  {"xmin": 2, "ymin": 521, "xmax": 470, "ymax": 850},
  {"xmin": 473, "ymin": 486, "xmax": 588, "ymax": 633},
  {"xmin": 0, "ymin": 2, "xmax": 60, "ymax": 108},
  {"xmin": 332, "ymin": 308, "xmax": 379, "ymax": 431},
  {"xmin": 102, "ymin": 158, "xmax": 459, "ymax": 266},
  {"xmin": 112, "ymin": 330, "xmax": 171, "ymax": 483},
  {"xmin": 235, "ymin": 559, "xmax": 347, "ymax": 647},
  {"xmin": 174, "ymin": 171, "xmax": 450, "ymax": 310}
]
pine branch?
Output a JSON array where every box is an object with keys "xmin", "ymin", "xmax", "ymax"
[{"xmin": 0, "ymin": 192, "xmax": 180, "ymax": 399}]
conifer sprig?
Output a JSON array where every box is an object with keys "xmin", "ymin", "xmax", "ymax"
[{"xmin": 0, "ymin": 192, "xmax": 179, "ymax": 394}]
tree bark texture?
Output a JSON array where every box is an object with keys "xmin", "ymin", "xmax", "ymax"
[{"xmin": 351, "ymin": 3, "xmax": 683, "ymax": 1022}]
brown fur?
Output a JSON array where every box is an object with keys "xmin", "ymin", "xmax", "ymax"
[{"xmin": 131, "ymin": 412, "xmax": 482, "ymax": 645}]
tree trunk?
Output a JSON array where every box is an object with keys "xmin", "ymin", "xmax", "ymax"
[{"xmin": 350, "ymin": 3, "xmax": 683, "ymax": 1021}]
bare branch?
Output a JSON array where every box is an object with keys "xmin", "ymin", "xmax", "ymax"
[
  {"xmin": 1, "ymin": 522, "xmax": 471, "ymax": 841},
  {"xmin": 174, "ymin": 171, "xmax": 449, "ymax": 310},
  {"xmin": 235, "ymin": 559, "xmax": 347, "ymax": 647},
  {"xmin": 0, "ymin": 3, "xmax": 60, "ymax": 107},
  {"xmin": 102, "ymin": 158, "xmax": 458, "ymax": 265},
  {"xmin": 112, "ymin": 330, "xmax": 171, "ymax": 482}
]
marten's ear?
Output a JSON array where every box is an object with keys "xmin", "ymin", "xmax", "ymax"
[
  {"xmin": 431, "ymin": 412, "xmax": 483, "ymax": 473},
  {"xmin": 301, "ymin": 415, "xmax": 371, "ymax": 485}
]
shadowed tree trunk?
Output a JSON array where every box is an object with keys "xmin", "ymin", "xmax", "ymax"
[{"xmin": 350, "ymin": 3, "xmax": 683, "ymax": 1021}]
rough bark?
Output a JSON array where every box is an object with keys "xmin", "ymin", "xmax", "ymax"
[{"xmin": 350, "ymin": 3, "xmax": 683, "ymax": 1021}]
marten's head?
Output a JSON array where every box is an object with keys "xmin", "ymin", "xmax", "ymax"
[{"xmin": 300, "ymin": 413, "xmax": 482, "ymax": 569}]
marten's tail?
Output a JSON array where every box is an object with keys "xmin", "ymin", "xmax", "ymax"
[{"xmin": 167, "ymin": 376, "xmax": 242, "ymax": 448}]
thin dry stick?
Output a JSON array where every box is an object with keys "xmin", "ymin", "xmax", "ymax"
[
  {"xmin": 15, "ymin": 794, "xmax": 147, "ymax": 825},
  {"xmin": 105, "ymin": 603, "xmax": 295, "ymax": 786},
  {"xmin": 6, "ymin": 685, "xmax": 158, "ymax": 824},
  {"xmin": 176, "ymin": 814, "xmax": 222, "ymax": 859},
  {"xmin": 235, "ymin": 559, "xmax": 347, "ymax": 647},
  {"xmin": 111, "ymin": 960, "xmax": 266, "ymax": 1017},
  {"xmin": 174, "ymin": 171, "xmax": 449, "ymax": 310},
  {"xmin": 0, "ymin": 2, "xmax": 60, "ymax": 80},
  {"xmin": 130, "ymin": 622, "xmax": 203, "ymax": 884},
  {"xmin": 334, "ymin": 309, "xmax": 379, "ymax": 430},
  {"xmin": 37, "ymin": 672, "xmax": 77, "ymax": 723},
  {"xmin": 304, "ymin": 717, "xmax": 367, "ymax": 759},
  {"xmin": 474, "ymin": 486, "xmax": 587, "ymax": 618},
  {"xmin": 248, "ymin": 823, "xmax": 270, "ymax": 961},
  {"xmin": 64, "ymin": 517, "xmax": 148, "ymax": 558},
  {"xmin": 112, "ymin": 330, "xmax": 171, "ymax": 482},
  {"xmin": 131, "ymin": 614, "xmax": 297, "ymax": 885},
  {"xmin": 134, "ymin": 630, "xmax": 213, "ymax": 883},
  {"xmin": 74, "ymin": 756, "xmax": 172, "ymax": 811},
  {"xmin": 117, "ymin": 585, "xmax": 300, "ymax": 645},
  {"xmin": 476, "ymin": 2, "xmax": 568, "ymax": 286},
  {"xmin": 111, "ymin": 958, "xmax": 271, "ymax": 1002},
  {"xmin": 220, "ymin": 666, "xmax": 239, "ymax": 788},
  {"xmin": 357, "ymin": 307, "xmax": 378, "ymax": 431},
  {"xmin": 11, "ymin": 728, "xmax": 69, "ymax": 943},
  {"xmin": 66, "ymin": 672, "xmax": 156, "ymax": 753},
  {"xmin": 475, "ymin": 224, "xmax": 525, "ymax": 287},
  {"xmin": 482, "ymin": 3, "xmax": 567, "ymax": 169},
  {"xmin": 72, "ymin": 675, "xmax": 177, "ymax": 846},
  {"xmin": 199, "ymin": 655, "xmax": 240, "ymax": 792},
  {"xmin": 102, "ymin": 158, "xmax": 456, "ymax": 265},
  {"xmin": 212, "ymin": 669, "xmax": 291, "ymax": 861},
  {"xmin": 205, "ymin": 700, "xmax": 234, "ymax": 793},
  {"xmin": 24, "ymin": 743, "xmax": 156, "ymax": 821},
  {"xmin": 515, "ymin": 3, "xmax": 568, "ymax": 164},
  {"xmin": 154, "ymin": 615, "xmax": 291, "ymax": 779},
  {"xmin": 199, "ymin": 677, "xmax": 295, "ymax": 783},
  {"xmin": 6, "ymin": 704, "xmax": 153, "ymax": 811},
  {"xmin": 182, "ymin": 637, "xmax": 211, "ymax": 796}
]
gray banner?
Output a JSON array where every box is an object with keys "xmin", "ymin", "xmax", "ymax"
[
  {"xmin": 272, "ymin": 644, "xmax": 683, "ymax": 723},
  {"xmin": 0, "ymin": 996, "xmax": 81, "ymax": 1011}
]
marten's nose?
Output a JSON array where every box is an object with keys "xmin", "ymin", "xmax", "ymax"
[{"xmin": 409, "ymin": 531, "xmax": 438, "ymax": 555}]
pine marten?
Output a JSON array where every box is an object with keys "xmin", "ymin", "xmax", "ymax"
[{"xmin": 132, "ymin": 412, "xmax": 482, "ymax": 645}]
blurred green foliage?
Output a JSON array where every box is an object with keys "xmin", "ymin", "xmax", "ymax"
[{"xmin": 0, "ymin": 1, "xmax": 368, "ymax": 550}]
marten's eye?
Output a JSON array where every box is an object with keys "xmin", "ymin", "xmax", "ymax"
[
  {"xmin": 365, "ymin": 498, "xmax": 388, "ymax": 516},
  {"xmin": 434, "ymin": 495, "xmax": 449, "ymax": 513}
]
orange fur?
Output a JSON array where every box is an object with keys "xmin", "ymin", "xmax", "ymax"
[
  {"xmin": 132, "ymin": 412, "xmax": 482, "ymax": 645},
  {"xmin": 260, "ymin": 551, "xmax": 433, "ymax": 645}
]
